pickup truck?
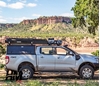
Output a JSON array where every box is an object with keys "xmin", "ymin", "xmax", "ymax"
[{"xmin": 5, "ymin": 38, "xmax": 99, "ymax": 80}]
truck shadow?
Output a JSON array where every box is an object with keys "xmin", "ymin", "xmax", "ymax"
[
  {"xmin": 33, "ymin": 73, "xmax": 99, "ymax": 80},
  {"xmin": 0, "ymin": 72, "xmax": 98, "ymax": 81}
]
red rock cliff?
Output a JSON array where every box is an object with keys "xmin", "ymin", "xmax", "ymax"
[{"xmin": 21, "ymin": 16, "xmax": 71, "ymax": 25}]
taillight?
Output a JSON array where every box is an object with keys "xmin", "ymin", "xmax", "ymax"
[{"xmin": 5, "ymin": 56, "xmax": 9, "ymax": 64}]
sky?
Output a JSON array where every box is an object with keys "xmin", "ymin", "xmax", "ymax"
[{"xmin": 0, "ymin": 0, "xmax": 76, "ymax": 23}]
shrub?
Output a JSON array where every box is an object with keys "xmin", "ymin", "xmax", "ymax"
[
  {"xmin": 91, "ymin": 50, "xmax": 99, "ymax": 57},
  {"xmin": 0, "ymin": 64, "xmax": 5, "ymax": 69},
  {"xmin": 0, "ymin": 44, "xmax": 6, "ymax": 55}
]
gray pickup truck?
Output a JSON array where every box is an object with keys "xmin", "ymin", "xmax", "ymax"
[{"xmin": 5, "ymin": 38, "xmax": 99, "ymax": 80}]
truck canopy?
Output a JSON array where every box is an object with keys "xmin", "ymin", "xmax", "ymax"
[{"xmin": 7, "ymin": 45, "xmax": 35, "ymax": 55}]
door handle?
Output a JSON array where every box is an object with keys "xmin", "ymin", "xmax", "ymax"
[
  {"xmin": 41, "ymin": 56, "xmax": 44, "ymax": 58},
  {"xmin": 58, "ymin": 57, "xmax": 60, "ymax": 59}
]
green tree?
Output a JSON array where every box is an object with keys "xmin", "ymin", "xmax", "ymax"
[{"xmin": 71, "ymin": 0, "xmax": 99, "ymax": 35}]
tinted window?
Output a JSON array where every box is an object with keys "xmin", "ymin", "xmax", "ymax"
[{"xmin": 7, "ymin": 45, "xmax": 35, "ymax": 54}]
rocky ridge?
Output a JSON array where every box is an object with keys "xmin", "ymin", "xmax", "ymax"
[{"xmin": 21, "ymin": 16, "xmax": 71, "ymax": 25}]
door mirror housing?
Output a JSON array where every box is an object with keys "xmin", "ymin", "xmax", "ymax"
[{"xmin": 67, "ymin": 51, "xmax": 74, "ymax": 56}]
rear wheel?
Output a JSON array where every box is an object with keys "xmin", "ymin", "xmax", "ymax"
[
  {"xmin": 79, "ymin": 65, "xmax": 94, "ymax": 79},
  {"xmin": 19, "ymin": 66, "xmax": 34, "ymax": 80}
]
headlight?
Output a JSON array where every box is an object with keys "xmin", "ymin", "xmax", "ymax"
[{"xmin": 95, "ymin": 58, "xmax": 99, "ymax": 63}]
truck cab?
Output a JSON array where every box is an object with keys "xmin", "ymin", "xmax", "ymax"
[{"xmin": 36, "ymin": 46, "xmax": 76, "ymax": 72}]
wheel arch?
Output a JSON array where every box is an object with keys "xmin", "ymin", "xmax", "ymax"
[
  {"xmin": 78, "ymin": 62, "xmax": 95, "ymax": 75},
  {"xmin": 18, "ymin": 61, "xmax": 35, "ymax": 72}
]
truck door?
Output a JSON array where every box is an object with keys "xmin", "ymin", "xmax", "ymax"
[
  {"xmin": 37, "ymin": 47, "xmax": 56, "ymax": 71},
  {"xmin": 55, "ymin": 47, "xmax": 76, "ymax": 71}
]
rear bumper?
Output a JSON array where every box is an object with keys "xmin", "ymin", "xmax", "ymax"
[
  {"xmin": 93, "ymin": 63, "xmax": 99, "ymax": 71},
  {"xmin": 5, "ymin": 66, "xmax": 16, "ymax": 72}
]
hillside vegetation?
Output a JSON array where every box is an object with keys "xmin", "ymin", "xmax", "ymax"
[{"xmin": 0, "ymin": 23, "xmax": 95, "ymax": 38}]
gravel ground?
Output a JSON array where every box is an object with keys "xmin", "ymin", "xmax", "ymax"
[{"xmin": 0, "ymin": 70, "xmax": 99, "ymax": 85}]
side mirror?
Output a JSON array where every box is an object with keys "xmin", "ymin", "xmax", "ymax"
[{"xmin": 67, "ymin": 51, "xmax": 74, "ymax": 56}]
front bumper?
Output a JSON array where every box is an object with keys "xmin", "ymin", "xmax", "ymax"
[{"xmin": 93, "ymin": 63, "xmax": 99, "ymax": 71}]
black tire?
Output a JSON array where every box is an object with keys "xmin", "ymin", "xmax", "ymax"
[
  {"xmin": 79, "ymin": 65, "xmax": 94, "ymax": 79},
  {"xmin": 19, "ymin": 66, "xmax": 34, "ymax": 80}
]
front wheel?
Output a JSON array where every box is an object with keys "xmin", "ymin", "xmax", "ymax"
[
  {"xmin": 19, "ymin": 66, "xmax": 34, "ymax": 80},
  {"xmin": 79, "ymin": 65, "xmax": 94, "ymax": 79}
]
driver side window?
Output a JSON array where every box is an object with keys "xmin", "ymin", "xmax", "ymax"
[{"xmin": 56, "ymin": 48, "xmax": 68, "ymax": 55}]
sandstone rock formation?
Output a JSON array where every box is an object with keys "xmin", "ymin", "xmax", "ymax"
[
  {"xmin": 79, "ymin": 37, "xmax": 99, "ymax": 47},
  {"xmin": 21, "ymin": 16, "xmax": 71, "ymax": 25}
]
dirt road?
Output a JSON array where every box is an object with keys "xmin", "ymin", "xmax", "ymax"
[
  {"xmin": 0, "ymin": 70, "xmax": 99, "ymax": 85},
  {"xmin": 33, "ymin": 72, "xmax": 99, "ymax": 83}
]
